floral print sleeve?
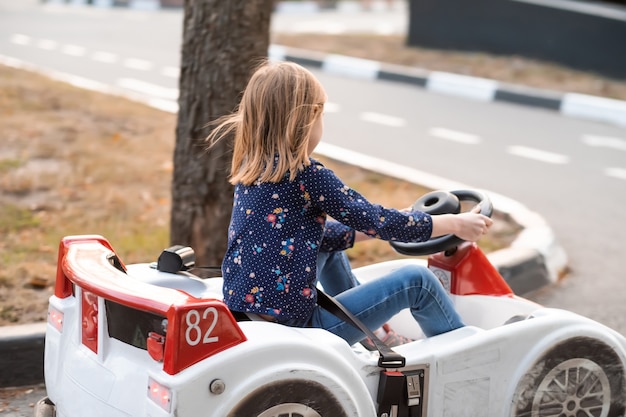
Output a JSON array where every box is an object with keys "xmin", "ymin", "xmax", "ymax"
[{"xmin": 301, "ymin": 160, "xmax": 433, "ymax": 243}]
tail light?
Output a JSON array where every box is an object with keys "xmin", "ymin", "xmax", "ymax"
[
  {"xmin": 48, "ymin": 306, "xmax": 64, "ymax": 332},
  {"xmin": 148, "ymin": 377, "xmax": 172, "ymax": 412}
]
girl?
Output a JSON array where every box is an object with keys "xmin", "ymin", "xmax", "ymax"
[{"xmin": 207, "ymin": 60, "xmax": 492, "ymax": 346}]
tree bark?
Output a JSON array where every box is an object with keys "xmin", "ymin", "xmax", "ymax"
[{"xmin": 171, "ymin": 0, "xmax": 272, "ymax": 266}]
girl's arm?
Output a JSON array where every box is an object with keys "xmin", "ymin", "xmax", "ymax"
[
  {"xmin": 306, "ymin": 160, "xmax": 492, "ymax": 244},
  {"xmin": 307, "ymin": 163, "xmax": 433, "ymax": 243}
]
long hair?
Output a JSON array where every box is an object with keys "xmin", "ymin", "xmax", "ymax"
[{"xmin": 207, "ymin": 61, "xmax": 326, "ymax": 186}]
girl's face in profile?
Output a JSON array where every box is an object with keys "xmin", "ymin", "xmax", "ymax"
[{"xmin": 307, "ymin": 108, "xmax": 324, "ymax": 155}]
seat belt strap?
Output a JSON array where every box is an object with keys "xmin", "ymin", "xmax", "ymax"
[{"xmin": 317, "ymin": 290, "xmax": 406, "ymax": 368}]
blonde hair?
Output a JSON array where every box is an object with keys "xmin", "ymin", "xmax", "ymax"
[{"xmin": 207, "ymin": 60, "xmax": 326, "ymax": 186}]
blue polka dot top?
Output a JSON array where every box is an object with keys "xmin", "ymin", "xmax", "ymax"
[{"xmin": 222, "ymin": 158, "xmax": 433, "ymax": 327}]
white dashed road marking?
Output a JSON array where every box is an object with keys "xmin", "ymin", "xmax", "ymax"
[
  {"xmin": 507, "ymin": 146, "xmax": 570, "ymax": 164},
  {"xmin": 61, "ymin": 44, "xmax": 86, "ymax": 56},
  {"xmin": 605, "ymin": 167, "xmax": 626, "ymax": 181},
  {"xmin": 582, "ymin": 134, "xmax": 626, "ymax": 152},
  {"xmin": 116, "ymin": 78, "xmax": 179, "ymax": 100},
  {"xmin": 324, "ymin": 102, "xmax": 341, "ymax": 113},
  {"xmin": 10, "ymin": 34, "xmax": 30, "ymax": 45},
  {"xmin": 161, "ymin": 66, "xmax": 179, "ymax": 78},
  {"xmin": 91, "ymin": 51, "xmax": 118, "ymax": 64},
  {"xmin": 428, "ymin": 127, "xmax": 482, "ymax": 145},
  {"xmin": 36, "ymin": 39, "xmax": 58, "ymax": 50},
  {"xmin": 359, "ymin": 112, "xmax": 406, "ymax": 127},
  {"xmin": 123, "ymin": 57, "xmax": 153, "ymax": 71}
]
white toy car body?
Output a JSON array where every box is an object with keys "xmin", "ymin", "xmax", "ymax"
[{"xmin": 35, "ymin": 233, "xmax": 626, "ymax": 417}]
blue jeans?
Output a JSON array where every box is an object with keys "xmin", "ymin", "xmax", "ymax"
[
  {"xmin": 316, "ymin": 250, "xmax": 360, "ymax": 295},
  {"xmin": 313, "ymin": 251, "xmax": 464, "ymax": 346}
]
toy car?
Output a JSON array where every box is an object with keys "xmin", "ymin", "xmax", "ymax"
[{"xmin": 35, "ymin": 190, "xmax": 626, "ymax": 417}]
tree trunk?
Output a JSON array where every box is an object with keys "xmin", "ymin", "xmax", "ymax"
[{"xmin": 171, "ymin": 0, "xmax": 272, "ymax": 266}]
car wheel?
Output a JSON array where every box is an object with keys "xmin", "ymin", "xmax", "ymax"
[
  {"xmin": 228, "ymin": 379, "xmax": 349, "ymax": 417},
  {"xmin": 512, "ymin": 337, "xmax": 625, "ymax": 417}
]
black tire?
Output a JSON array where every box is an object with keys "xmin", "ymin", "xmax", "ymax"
[
  {"xmin": 228, "ymin": 379, "xmax": 349, "ymax": 417},
  {"xmin": 512, "ymin": 337, "xmax": 626, "ymax": 417}
]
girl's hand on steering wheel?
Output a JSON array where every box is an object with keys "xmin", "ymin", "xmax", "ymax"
[
  {"xmin": 431, "ymin": 205, "xmax": 493, "ymax": 242},
  {"xmin": 454, "ymin": 205, "xmax": 493, "ymax": 241}
]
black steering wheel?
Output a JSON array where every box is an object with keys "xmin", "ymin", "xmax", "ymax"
[{"xmin": 389, "ymin": 189, "xmax": 493, "ymax": 256}]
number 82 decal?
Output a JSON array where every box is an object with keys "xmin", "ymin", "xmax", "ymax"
[{"xmin": 185, "ymin": 307, "xmax": 219, "ymax": 346}]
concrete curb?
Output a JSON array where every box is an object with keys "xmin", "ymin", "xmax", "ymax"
[
  {"xmin": 0, "ymin": 323, "xmax": 46, "ymax": 388},
  {"xmin": 269, "ymin": 45, "xmax": 626, "ymax": 128},
  {"xmin": 0, "ymin": 34, "xmax": 572, "ymax": 388}
]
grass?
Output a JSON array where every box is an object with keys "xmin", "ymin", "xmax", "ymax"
[{"xmin": 0, "ymin": 66, "xmax": 175, "ymax": 324}]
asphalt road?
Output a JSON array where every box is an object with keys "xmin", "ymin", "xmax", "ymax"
[{"xmin": 0, "ymin": 2, "xmax": 625, "ymax": 412}]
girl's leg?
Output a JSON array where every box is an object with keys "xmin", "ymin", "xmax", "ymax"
[
  {"xmin": 310, "ymin": 264, "xmax": 464, "ymax": 346},
  {"xmin": 316, "ymin": 251, "xmax": 360, "ymax": 296}
]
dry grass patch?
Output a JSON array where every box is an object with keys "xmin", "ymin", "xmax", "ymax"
[{"xmin": 0, "ymin": 65, "xmax": 174, "ymax": 324}]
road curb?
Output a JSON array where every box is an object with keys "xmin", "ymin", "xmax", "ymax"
[
  {"xmin": 0, "ymin": 323, "xmax": 46, "ymax": 388},
  {"xmin": 270, "ymin": 45, "xmax": 626, "ymax": 128}
]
